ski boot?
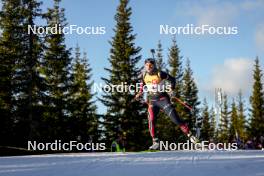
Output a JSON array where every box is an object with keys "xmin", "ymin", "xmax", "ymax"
[
  {"xmin": 187, "ymin": 132, "xmax": 203, "ymax": 149},
  {"xmin": 149, "ymin": 138, "xmax": 159, "ymax": 150},
  {"xmin": 180, "ymin": 124, "xmax": 200, "ymax": 146},
  {"xmin": 187, "ymin": 132, "xmax": 200, "ymax": 144}
]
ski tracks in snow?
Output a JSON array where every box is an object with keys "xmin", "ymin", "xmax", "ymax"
[{"xmin": 0, "ymin": 150, "xmax": 264, "ymax": 176}]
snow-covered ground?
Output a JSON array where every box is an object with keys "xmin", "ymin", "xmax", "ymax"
[{"xmin": 0, "ymin": 150, "xmax": 264, "ymax": 176}]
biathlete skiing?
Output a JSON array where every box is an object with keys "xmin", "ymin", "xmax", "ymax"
[{"xmin": 135, "ymin": 56, "xmax": 199, "ymax": 150}]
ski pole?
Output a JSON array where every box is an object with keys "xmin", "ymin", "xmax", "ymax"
[{"xmin": 171, "ymin": 97, "xmax": 193, "ymax": 112}]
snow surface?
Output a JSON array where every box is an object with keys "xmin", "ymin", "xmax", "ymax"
[{"xmin": 0, "ymin": 150, "xmax": 264, "ymax": 176}]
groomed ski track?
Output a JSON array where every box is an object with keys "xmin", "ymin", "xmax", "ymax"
[{"xmin": 1, "ymin": 150, "xmax": 264, "ymax": 176}]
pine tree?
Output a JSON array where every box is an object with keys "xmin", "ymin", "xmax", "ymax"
[
  {"xmin": 230, "ymin": 99, "xmax": 239, "ymax": 140},
  {"xmin": 200, "ymin": 99, "xmax": 210, "ymax": 141},
  {"xmin": 218, "ymin": 94, "xmax": 229, "ymax": 142},
  {"xmin": 42, "ymin": 0, "xmax": 72, "ymax": 141},
  {"xmin": 100, "ymin": 0, "xmax": 146, "ymax": 151},
  {"xmin": 249, "ymin": 57, "xmax": 264, "ymax": 139},
  {"xmin": 181, "ymin": 59, "xmax": 200, "ymax": 134},
  {"xmin": 156, "ymin": 40, "xmax": 165, "ymax": 70},
  {"xmin": 69, "ymin": 45, "xmax": 98, "ymax": 142}
]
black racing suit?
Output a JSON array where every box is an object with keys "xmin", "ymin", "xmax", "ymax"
[{"xmin": 139, "ymin": 71, "xmax": 189, "ymax": 140}]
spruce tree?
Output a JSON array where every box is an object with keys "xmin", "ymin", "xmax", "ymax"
[
  {"xmin": 0, "ymin": 0, "xmax": 23, "ymax": 146},
  {"xmin": 0, "ymin": 0, "xmax": 44, "ymax": 146},
  {"xmin": 156, "ymin": 40, "xmax": 165, "ymax": 70},
  {"xmin": 237, "ymin": 90, "xmax": 247, "ymax": 141},
  {"xmin": 155, "ymin": 40, "xmax": 174, "ymax": 142},
  {"xmin": 181, "ymin": 59, "xmax": 200, "ymax": 135},
  {"xmin": 230, "ymin": 99, "xmax": 239, "ymax": 140},
  {"xmin": 209, "ymin": 107, "xmax": 216, "ymax": 141},
  {"xmin": 168, "ymin": 36, "xmax": 183, "ymax": 98},
  {"xmin": 249, "ymin": 57, "xmax": 264, "ymax": 139},
  {"xmin": 42, "ymin": 0, "xmax": 72, "ymax": 141},
  {"xmin": 200, "ymin": 99, "xmax": 210, "ymax": 141},
  {"xmin": 218, "ymin": 94, "xmax": 229, "ymax": 142},
  {"xmin": 20, "ymin": 0, "xmax": 45, "ymax": 143},
  {"xmin": 167, "ymin": 36, "xmax": 185, "ymax": 142},
  {"xmin": 69, "ymin": 45, "xmax": 98, "ymax": 142},
  {"xmin": 100, "ymin": 0, "xmax": 146, "ymax": 151}
]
